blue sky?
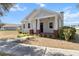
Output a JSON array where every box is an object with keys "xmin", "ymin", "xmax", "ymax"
[{"xmin": 0, "ymin": 3, "xmax": 79, "ymax": 25}]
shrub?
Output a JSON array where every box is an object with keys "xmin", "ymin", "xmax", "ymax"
[
  {"xmin": 38, "ymin": 34, "xmax": 42, "ymax": 37},
  {"xmin": 49, "ymin": 35, "xmax": 53, "ymax": 38},
  {"xmin": 46, "ymin": 35, "xmax": 50, "ymax": 38},
  {"xmin": 16, "ymin": 28, "xmax": 23, "ymax": 34},
  {"xmin": 44, "ymin": 34, "xmax": 47, "ymax": 37},
  {"xmin": 17, "ymin": 33, "xmax": 26, "ymax": 38},
  {"xmin": 41, "ymin": 34, "xmax": 45, "ymax": 37},
  {"xmin": 63, "ymin": 29, "xmax": 72, "ymax": 41},
  {"xmin": 58, "ymin": 26, "xmax": 76, "ymax": 41}
]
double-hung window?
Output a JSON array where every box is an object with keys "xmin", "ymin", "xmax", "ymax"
[{"xmin": 49, "ymin": 22, "xmax": 53, "ymax": 28}]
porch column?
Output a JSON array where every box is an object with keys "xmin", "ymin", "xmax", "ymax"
[
  {"xmin": 36, "ymin": 19, "xmax": 40, "ymax": 34},
  {"xmin": 53, "ymin": 16, "xmax": 59, "ymax": 38},
  {"xmin": 54, "ymin": 16, "xmax": 58, "ymax": 30},
  {"xmin": 29, "ymin": 22, "xmax": 34, "ymax": 34}
]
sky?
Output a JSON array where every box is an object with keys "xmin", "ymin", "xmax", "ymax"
[{"xmin": 0, "ymin": 3, "xmax": 79, "ymax": 25}]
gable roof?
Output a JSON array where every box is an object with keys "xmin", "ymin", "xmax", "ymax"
[{"xmin": 22, "ymin": 8, "xmax": 62, "ymax": 22}]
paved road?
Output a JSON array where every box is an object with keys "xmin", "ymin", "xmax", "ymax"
[{"xmin": 0, "ymin": 39, "xmax": 79, "ymax": 56}]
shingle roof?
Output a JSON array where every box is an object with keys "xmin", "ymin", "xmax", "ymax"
[{"xmin": 22, "ymin": 7, "xmax": 63, "ymax": 22}]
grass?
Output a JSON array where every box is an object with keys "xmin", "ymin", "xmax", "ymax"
[
  {"xmin": 23, "ymin": 37, "xmax": 79, "ymax": 51},
  {"xmin": 17, "ymin": 33, "xmax": 38, "ymax": 39},
  {"xmin": 0, "ymin": 30, "xmax": 19, "ymax": 39},
  {"xmin": 17, "ymin": 31, "xmax": 79, "ymax": 51},
  {"xmin": 0, "ymin": 30, "xmax": 79, "ymax": 51}
]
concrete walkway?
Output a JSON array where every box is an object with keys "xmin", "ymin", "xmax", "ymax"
[{"xmin": 0, "ymin": 39, "xmax": 79, "ymax": 56}]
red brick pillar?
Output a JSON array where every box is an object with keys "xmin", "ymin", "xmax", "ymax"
[
  {"xmin": 53, "ymin": 30, "xmax": 58, "ymax": 38},
  {"xmin": 29, "ymin": 29, "xmax": 34, "ymax": 34},
  {"xmin": 36, "ymin": 30, "xmax": 40, "ymax": 34}
]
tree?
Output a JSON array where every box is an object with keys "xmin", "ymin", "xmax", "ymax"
[
  {"xmin": 58, "ymin": 26, "xmax": 76, "ymax": 41},
  {"xmin": 76, "ymin": 3, "xmax": 79, "ymax": 10},
  {"xmin": 63, "ymin": 29, "xmax": 72, "ymax": 41},
  {"xmin": 0, "ymin": 3, "xmax": 15, "ymax": 16}
]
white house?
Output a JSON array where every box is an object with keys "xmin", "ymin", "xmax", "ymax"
[{"xmin": 21, "ymin": 8, "xmax": 64, "ymax": 34}]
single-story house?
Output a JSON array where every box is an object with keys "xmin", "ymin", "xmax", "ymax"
[
  {"xmin": 21, "ymin": 8, "xmax": 64, "ymax": 34},
  {"xmin": 1, "ymin": 24, "xmax": 18, "ymax": 30}
]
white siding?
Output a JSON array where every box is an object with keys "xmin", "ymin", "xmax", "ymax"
[
  {"xmin": 22, "ymin": 15, "xmax": 59, "ymax": 33},
  {"xmin": 40, "ymin": 16, "xmax": 57, "ymax": 33},
  {"xmin": 58, "ymin": 19, "xmax": 62, "ymax": 28},
  {"xmin": 31, "ymin": 19, "xmax": 36, "ymax": 33},
  {"xmin": 54, "ymin": 15, "xmax": 58, "ymax": 30},
  {"xmin": 21, "ymin": 22, "xmax": 26, "ymax": 32},
  {"xmin": 21, "ymin": 8, "xmax": 63, "ymax": 33}
]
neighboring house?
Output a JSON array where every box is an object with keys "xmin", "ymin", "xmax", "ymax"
[
  {"xmin": 1, "ymin": 24, "xmax": 17, "ymax": 30},
  {"xmin": 17, "ymin": 24, "xmax": 22, "ymax": 30},
  {"xmin": 21, "ymin": 8, "xmax": 64, "ymax": 34},
  {"xmin": 70, "ymin": 25, "xmax": 79, "ymax": 30},
  {"xmin": 76, "ymin": 27, "xmax": 79, "ymax": 30},
  {"xmin": 0, "ymin": 23, "xmax": 5, "ymax": 30},
  {"xmin": 0, "ymin": 24, "xmax": 2, "ymax": 29}
]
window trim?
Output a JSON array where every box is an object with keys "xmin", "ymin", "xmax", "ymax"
[
  {"xmin": 23, "ymin": 24, "xmax": 25, "ymax": 29},
  {"xmin": 28, "ymin": 23, "xmax": 30, "ymax": 28},
  {"xmin": 49, "ymin": 22, "xmax": 53, "ymax": 29}
]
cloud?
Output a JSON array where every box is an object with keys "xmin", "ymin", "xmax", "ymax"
[
  {"xmin": 64, "ymin": 12, "xmax": 79, "ymax": 20},
  {"xmin": 63, "ymin": 7, "xmax": 79, "ymax": 25},
  {"xmin": 10, "ymin": 4, "xmax": 26, "ymax": 12},
  {"xmin": 36, "ymin": 3, "xmax": 46, "ymax": 7},
  {"xmin": 63, "ymin": 7, "xmax": 72, "ymax": 12}
]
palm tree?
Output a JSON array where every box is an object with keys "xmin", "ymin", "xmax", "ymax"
[{"xmin": 0, "ymin": 3, "xmax": 15, "ymax": 16}]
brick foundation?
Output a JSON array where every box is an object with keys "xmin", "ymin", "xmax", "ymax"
[
  {"xmin": 29, "ymin": 29, "xmax": 34, "ymax": 34},
  {"xmin": 53, "ymin": 30, "xmax": 59, "ymax": 38},
  {"xmin": 36, "ymin": 30, "xmax": 40, "ymax": 34}
]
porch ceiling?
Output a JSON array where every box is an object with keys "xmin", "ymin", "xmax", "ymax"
[
  {"xmin": 35, "ymin": 15, "xmax": 56, "ymax": 20},
  {"xmin": 36, "ymin": 16, "xmax": 55, "ymax": 21}
]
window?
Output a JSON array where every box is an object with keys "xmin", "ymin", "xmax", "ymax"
[
  {"xmin": 49, "ymin": 22, "xmax": 53, "ymax": 28},
  {"xmin": 28, "ymin": 23, "xmax": 30, "ymax": 28},
  {"xmin": 23, "ymin": 24, "xmax": 25, "ymax": 28}
]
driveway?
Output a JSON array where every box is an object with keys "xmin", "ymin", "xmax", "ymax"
[{"xmin": 0, "ymin": 39, "xmax": 79, "ymax": 56}]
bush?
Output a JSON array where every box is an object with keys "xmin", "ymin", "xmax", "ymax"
[
  {"xmin": 39, "ymin": 34, "xmax": 42, "ymax": 37},
  {"xmin": 58, "ymin": 26, "xmax": 76, "ymax": 41},
  {"xmin": 47, "ymin": 35, "xmax": 52, "ymax": 38},
  {"xmin": 44, "ymin": 34, "xmax": 47, "ymax": 37},
  {"xmin": 17, "ymin": 33, "xmax": 26, "ymax": 38}
]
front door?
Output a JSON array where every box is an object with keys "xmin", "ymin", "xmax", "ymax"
[{"xmin": 40, "ymin": 23, "xmax": 43, "ymax": 33}]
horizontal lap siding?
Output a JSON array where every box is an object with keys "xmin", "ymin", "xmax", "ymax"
[{"xmin": 40, "ymin": 17, "xmax": 55, "ymax": 33}]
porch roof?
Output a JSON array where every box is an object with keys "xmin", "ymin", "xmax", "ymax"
[{"xmin": 22, "ymin": 7, "xmax": 63, "ymax": 22}]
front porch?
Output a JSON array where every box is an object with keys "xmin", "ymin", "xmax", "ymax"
[{"xmin": 29, "ymin": 15, "xmax": 59, "ymax": 36}]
